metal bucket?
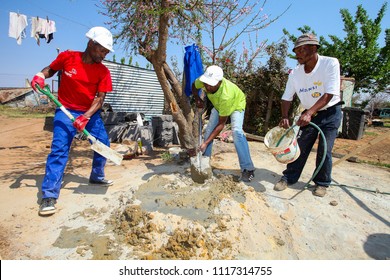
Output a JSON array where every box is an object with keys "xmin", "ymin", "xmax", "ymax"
[{"xmin": 264, "ymin": 126, "xmax": 300, "ymax": 164}]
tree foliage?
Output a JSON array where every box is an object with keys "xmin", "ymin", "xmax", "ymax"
[
  {"xmin": 100, "ymin": 0, "xmax": 290, "ymax": 148},
  {"xmin": 283, "ymin": 3, "xmax": 389, "ymax": 97},
  {"xmin": 239, "ymin": 40, "xmax": 292, "ymax": 134}
]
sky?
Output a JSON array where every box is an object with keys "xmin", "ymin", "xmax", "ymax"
[{"xmin": 0, "ymin": 0, "xmax": 389, "ymax": 88}]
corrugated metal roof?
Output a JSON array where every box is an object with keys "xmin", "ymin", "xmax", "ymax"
[
  {"xmin": 0, "ymin": 87, "xmax": 33, "ymax": 104},
  {"xmin": 103, "ymin": 61, "xmax": 164, "ymax": 118}
]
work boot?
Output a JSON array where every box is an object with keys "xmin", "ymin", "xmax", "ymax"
[
  {"xmin": 240, "ymin": 169, "xmax": 255, "ymax": 182},
  {"xmin": 273, "ymin": 179, "xmax": 288, "ymax": 191},
  {"xmin": 312, "ymin": 185, "xmax": 327, "ymax": 197},
  {"xmin": 89, "ymin": 178, "xmax": 114, "ymax": 186},
  {"xmin": 39, "ymin": 198, "xmax": 57, "ymax": 216}
]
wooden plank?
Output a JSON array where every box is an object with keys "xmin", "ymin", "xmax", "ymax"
[
  {"xmin": 333, "ymin": 131, "xmax": 390, "ymax": 166},
  {"xmin": 245, "ymin": 132, "xmax": 264, "ymax": 142}
]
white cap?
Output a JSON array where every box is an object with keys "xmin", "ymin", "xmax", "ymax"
[
  {"xmin": 86, "ymin": 26, "xmax": 114, "ymax": 52},
  {"xmin": 199, "ymin": 65, "xmax": 223, "ymax": 86}
]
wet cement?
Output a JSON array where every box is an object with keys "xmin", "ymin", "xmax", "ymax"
[
  {"xmin": 190, "ymin": 155, "xmax": 212, "ymax": 183},
  {"xmin": 133, "ymin": 174, "xmax": 245, "ymax": 223},
  {"xmin": 107, "ymin": 174, "xmax": 248, "ymax": 259},
  {"xmin": 53, "ymin": 226, "xmax": 120, "ymax": 259}
]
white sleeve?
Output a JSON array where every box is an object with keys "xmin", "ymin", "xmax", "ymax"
[
  {"xmin": 324, "ymin": 58, "xmax": 340, "ymax": 96},
  {"xmin": 281, "ymin": 74, "xmax": 295, "ymax": 101}
]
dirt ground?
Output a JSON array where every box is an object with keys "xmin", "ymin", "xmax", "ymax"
[{"xmin": 0, "ymin": 115, "xmax": 389, "ymax": 260}]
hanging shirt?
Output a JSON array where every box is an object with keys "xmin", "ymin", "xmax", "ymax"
[
  {"xmin": 49, "ymin": 51, "xmax": 112, "ymax": 112},
  {"xmin": 183, "ymin": 44, "xmax": 203, "ymax": 96},
  {"xmin": 31, "ymin": 17, "xmax": 42, "ymax": 42},
  {"xmin": 9, "ymin": 12, "xmax": 28, "ymax": 45}
]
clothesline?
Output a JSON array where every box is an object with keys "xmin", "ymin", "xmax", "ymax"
[
  {"xmin": 1, "ymin": 6, "xmax": 90, "ymax": 29},
  {"xmin": 8, "ymin": 11, "xmax": 56, "ymax": 46}
]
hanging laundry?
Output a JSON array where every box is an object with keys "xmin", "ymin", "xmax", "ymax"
[
  {"xmin": 9, "ymin": 12, "xmax": 28, "ymax": 45},
  {"xmin": 30, "ymin": 17, "xmax": 40, "ymax": 43},
  {"xmin": 31, "ymin": 16, "xmax": 56, "ymax": 45},
  {"xmin": 46, "ymin": 20, "xmax": 56, "ymax": 43}
]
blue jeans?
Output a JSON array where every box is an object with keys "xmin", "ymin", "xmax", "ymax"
[
  {"xmin": 281, "ymin": 105, "xmax": 342, "ymax": 186},
  {"xmin": 41, "ymin": 108, "xmax": 109, "ymax": 199},
  {"xmin": 203, "ymin": 108, "xmax": 255, "ymax": 171}
]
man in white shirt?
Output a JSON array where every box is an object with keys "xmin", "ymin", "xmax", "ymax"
[{"xmin": 274, "ymin": 34, "xmax": 343, "ymax": 197}]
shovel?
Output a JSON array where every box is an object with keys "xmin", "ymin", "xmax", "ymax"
[
  {"xmin": 36, "ymin": 85, "xmax": 123, "ymax": 165},
  {"xmin": 197, "ymin": 108, "xmax": 203, "ymax": 168},
  {"xmin": 190, "ymin": 107, "xmax": 212, "ymax": 183}
]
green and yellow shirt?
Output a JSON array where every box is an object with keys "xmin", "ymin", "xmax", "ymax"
[{"xmin": 194, "ymin": 78, "xmax": 246, "ymax": 117}]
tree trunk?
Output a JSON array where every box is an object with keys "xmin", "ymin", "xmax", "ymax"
[
  {"xmin": 264, "ymin": 91, "xmax": 274, "ymax": 133},
  {"xmin": 142, "ymin": 0, "xmax": 198, "ymax": 152},
  {"xmin": 148, "ymin": 58, "xmax": 197, "ymax": 151}
]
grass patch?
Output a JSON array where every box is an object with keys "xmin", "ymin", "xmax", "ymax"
[
  {"xmin": 379, "ymin": 118, "xmax": 390, "ymax": 127},
  {"xmin": 160, "ymin": 151, "xmax": 174, "ymax": 162},
  {"xmin": 360, "ymin": 160, "xmax": 390, "ymax": 169},
  {"xmin": 0, "ymin": 105, "xmax": 54, "ymax": 118},
  {"xmin": 364, "ymin": 131, "xmax": 378, "ymax": 137}
]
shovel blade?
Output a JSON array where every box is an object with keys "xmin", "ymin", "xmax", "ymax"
[{"xmin": 90, "ymin": 139, "xmax": 123, "ymax": 165}]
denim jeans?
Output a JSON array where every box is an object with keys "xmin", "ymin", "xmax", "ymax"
[
  {"xmin": 203, "ymin": 108, "xmax": 255, "ymax": 171},
  {"xmin": 281, "ymin": 105, "xmax": 342, "ymax": 186},
  {"xmin": 41, "ymin": 108, "xmax": 109, "ymax": 199}
]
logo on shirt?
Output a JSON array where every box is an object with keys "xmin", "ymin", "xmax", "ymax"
[
  {"xmin": 299, "ymin": 80, "xmax": 323, "ymax": 98},
  {"xmin": 299, "ymin": 85, "xmax": 317, "ymax": 93},
  {"xmin": 64, "ymin": 68, "xmax": 77, "ymax": 77},
  {"xmin": 312, "ymin": 92, "xmax": 321, "ymax": 98}
]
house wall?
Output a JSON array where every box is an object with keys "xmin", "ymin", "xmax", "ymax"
[
  {"xmin": 102, "ymin": 61, "xmax": 164, "ymax": 119},
  {"xmin": 0, "ymin": 90, "xmax": 41, "ymax": 107},
  {"xmin": 341, "ymin": 77, "xmax": 355, "ymax": 108}
]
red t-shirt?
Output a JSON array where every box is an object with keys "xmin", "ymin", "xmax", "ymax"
[{"xmin": 50, "ymin": 51, "xmax": 112, "ymax": 111}]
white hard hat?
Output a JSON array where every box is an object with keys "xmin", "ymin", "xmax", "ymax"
[{"xmin": 86, "ymin": 26, "xmax": 114, "ymax": 52}]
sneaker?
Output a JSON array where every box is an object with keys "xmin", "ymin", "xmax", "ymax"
[
  {"xmin": 89, "ymin": 178, "xmax": 114, "ymax": 186},
  {"xmin": 313, "ymin": 185, "xmax": 327, "ymax": 197},
  {"xmin": 39, "ymin": 198, "xmax": 56, "ymax": 216},
  {"xmin": 274, "ymin": 179, "xmax": 288, "ymax": 191},
  {"xmin": 240, "ymin": 169, "xmax": 255, "ymax": 182}
]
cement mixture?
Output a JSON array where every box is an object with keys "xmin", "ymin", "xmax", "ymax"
[{"xmin": 190, "ymin": 155, "xmax": 213, "ymax": 183}]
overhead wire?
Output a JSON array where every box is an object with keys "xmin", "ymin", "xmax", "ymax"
[{"xmin": 18, "ymin": 0, "xmax": 90, "ymax": 29}]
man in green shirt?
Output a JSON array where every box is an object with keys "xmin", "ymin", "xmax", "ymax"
[{"xmin": 192, "ymin": 65, "xmax": 255, "ymax": 182}]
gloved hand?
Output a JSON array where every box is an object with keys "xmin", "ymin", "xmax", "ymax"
[
  {"xmin": 73, "ymin": 115, "xmax": 90, "ymax": 131},
  {"xmin": 31, "ymin": 72, "xmax": 45, "ymax": 91},
  {"xmin": 195, "ymin": 98, "xmax": 204, "ymax": 108}
]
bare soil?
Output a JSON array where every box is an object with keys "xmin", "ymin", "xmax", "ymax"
[{"xmin": 0, "ymin": 115, "xmax": 389, "ymax": 260}]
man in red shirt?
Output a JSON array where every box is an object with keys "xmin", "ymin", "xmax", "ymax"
[{"xmin": 31, "ymin": 26, "xmax": 114, "ymax": 216}]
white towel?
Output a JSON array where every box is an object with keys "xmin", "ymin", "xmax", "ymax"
[{"xmin": 9, "ymin": 12, "xmax": 28, "ymax": 45}]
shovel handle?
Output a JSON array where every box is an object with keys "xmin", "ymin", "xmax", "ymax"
[
  {"xmin": 36, "ymin": 85, "xmax": 62, "ymax": 108},
  {"xmin": 35, "ymin": 84, "xmax": 92, "ymax": 139},
  {"xmin": 35, "ymin": 85, "xmax": 122, "ymax": 165}
]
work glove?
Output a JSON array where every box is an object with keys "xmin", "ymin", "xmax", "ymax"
[
  {"xmin": 31, "ymin": 72, "xmax": 45, "ymax": 91},
  {"xmin": 73, "ymin": 115, "xmax": 89, "ymax": 131}
]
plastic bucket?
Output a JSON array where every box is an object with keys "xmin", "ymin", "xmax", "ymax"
[{"xmin": 264, "ymin": 126, "xmax": 300, "ymax": 164}]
